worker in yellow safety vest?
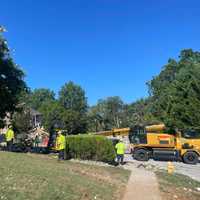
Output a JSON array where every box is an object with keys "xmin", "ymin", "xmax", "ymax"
[
  {"xmin": 56, "ymin": 131, "xmax": 66, "ymax": 160},
  {"xmin": 5, "ymin": 125, "xmax": 15, "ymax": 152},
  {"xmin": 115, "ymin": 139, "xmax": 126, "ymax": 165}
]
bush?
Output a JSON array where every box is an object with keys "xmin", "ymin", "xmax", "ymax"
[{"xmin": 65, "ymin": 135, "xmax": 116, "ymax": 163}]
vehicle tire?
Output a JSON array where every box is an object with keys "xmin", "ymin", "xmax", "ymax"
[
  {"xmin": 134, "ymin": 149, "xmax": 149, "ymax": 161},
  {"xmin": 183, "ymin": 151, "xmax": 199, "ymax": 165}
]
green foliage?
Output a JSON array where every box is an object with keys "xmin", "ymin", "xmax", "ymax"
[
  {"xmin": 121, "ymin": 98, "xmax": 159, "ymax": 127},
  {"xmin": 88, "ymin": 96, "xmax": 159, "ymax": 132},
  {"xmin": 12, "ymin": 106, "xmax": 33, "ymax": 135},
  {"xmin": 38, "ymin": 101, "xmax": 63, "ymax": 131},
  {"xmin": 22, "ymin": 81, "xmax": 88, "ymax": 134},
  {"xmin": 28, "ymin": 88, "xmax": 55, "ymax": 110},
  {"xmin": 104, "ymin": 96, "xmax": 124, "ymax": 128},
  {"xmin": 148, "ymin": 49, "xmax": 200, "ymax": 131},
  {"xmin": 22, "ymin": 89, "xmax": 59, "ymax": 131},
  {"xmin": 59, "ymin": 81, "xmax": 88, "ymax": 134},
  {"xmin": 59, "ymin": 81, "xmax": 87, "ymax": 112},
  {"xmin": 0, "ymin": 27, "xmax": 27, "ymax": 127},
  {"xmin": 66, "ymin": 135, "xmax": 116, "ymax": 163},
  {"xmin": 88, "ymin": 96, "xmax": 124, "ymax": 132}
]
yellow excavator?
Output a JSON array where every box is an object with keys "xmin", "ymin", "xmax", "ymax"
[{"xmin": 96, "ymin": 124, "xmax": 200, "ymax": 164}]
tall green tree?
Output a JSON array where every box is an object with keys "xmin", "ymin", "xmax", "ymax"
[
  {"xmin": 88, "ymin": 96, "xmax": 124, "ymax": 132},
  {"xmin": 148, "ymin": 49, "xmax": 200, "ymax": 131},
  {"xmin": 12, "ymin": 105, "xmax": 33, "ymax": 135},
  {"xmin": 104, "ymin": 96, "xmax": 124, "ymax": 128},
  {"xmin": 28, "ymin": 88, "xmax": 55, "ymax": 110},
  {"xmin": 39, "ymin": 101, "xmax": 63, "ymax": 131},
  {"xmin": 121, "ymin": 98, "xmax": 158, "ymax": 128},
  {"xmin": 0, "ymin": 26, "xmax": 27, "ymax": 127},
  {"xmin": 88, "ymin": 103, "xmax": 107, "ymax": 132},
  {"xmin": 59, "ymin": 81, "xmax": 88, "ymax": 134}
]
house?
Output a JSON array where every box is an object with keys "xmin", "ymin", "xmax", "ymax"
[{"xmin": 30, "ymin": 108, "xmax": 42, "ymax": 128}]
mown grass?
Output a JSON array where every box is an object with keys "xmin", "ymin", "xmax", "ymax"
[
  {"xmin": 156, "ymin": 170, "xmax": 200, "ymax": 200},
  {"xmin": 0, "ymin": 152, "xmax": 130, "ymax": 200}
]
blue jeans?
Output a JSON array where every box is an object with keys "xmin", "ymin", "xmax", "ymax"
[
  {"xmin": 7, "ymin": 140, "xmax": 13, "ymax": 152},
  {"xmin": 58, "ymin": 149, "xmax": 65, "ymax": 160},
  {"xmin": 117, "ymin": 154, "xmax": 124, "ymax": 164}
]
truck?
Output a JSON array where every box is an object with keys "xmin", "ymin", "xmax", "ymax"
[
  {"xmin": 95, "ymin": 124, "xmax": 200, "ymax": 164},
  {"xmin": 129, "ymin": 124, "xmax": 200, "ymax": 164}
]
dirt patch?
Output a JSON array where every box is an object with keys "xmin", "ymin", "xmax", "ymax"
[{"xmin": 156, "ymin": 171, "xmax": 200, "ymax": 200}]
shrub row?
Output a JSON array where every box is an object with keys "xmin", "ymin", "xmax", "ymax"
[{"xmin": 65, "ymin": 135, "xmax": 116, "ymax": 163}]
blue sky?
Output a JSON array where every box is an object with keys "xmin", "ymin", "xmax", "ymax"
[{"xmin": 1, "ymin": 0, "xmax": 200, "ymax": 105}]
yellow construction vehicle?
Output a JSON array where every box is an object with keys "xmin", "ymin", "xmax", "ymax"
[
  {"xmin": 95, "ymin": 124, "xmax": 200, "ymax": 164},
  {"xmin": 129, "ymin": 124, "xmax": 200, "ymax": 164}
]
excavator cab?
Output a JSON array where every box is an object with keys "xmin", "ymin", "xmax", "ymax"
[{"xmin": 129, "ymin": 126, "xmax": 147, "ymax": 145}]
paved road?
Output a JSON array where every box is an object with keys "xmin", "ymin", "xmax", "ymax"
[{"xmin": 124, "ymin": 154, "xmax": 200, "ymax": 182}]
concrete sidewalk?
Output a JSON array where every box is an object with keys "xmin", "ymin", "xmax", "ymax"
[{"xmin": 123, "ymin": 163, "xmax": 162, "ymax": 200}]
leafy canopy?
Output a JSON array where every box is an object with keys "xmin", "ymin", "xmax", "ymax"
[
  {"xmin": 148, "ymin": 49, "xmax": 200, "ymax": 131},
  {"xmin": 0, "ymin": 27, "xmax": 27, "ymax": 127},
  {"xmin": 59, "ymin": 81, "xmax": 88, "ymax": 134}
]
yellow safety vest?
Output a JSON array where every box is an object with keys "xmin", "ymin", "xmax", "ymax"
[
  {"xmin": 56, "ymin": 135, "xmax": 66, "ymax": 150},
  {"xmin": 115, "ymin": 142, "xmax": 125, "ymax": 155},
  {"xmin": 5, "ymin": 129, "xmax": 14, "ymax": 142}
]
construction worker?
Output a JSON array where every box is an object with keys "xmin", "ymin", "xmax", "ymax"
[
  {"xmin": 115, "ymin": 139, "xmax": 126, "ymax": 165},
  {"xmin": 34, "ymin": 134, "xmax": 40, "ymax": 148},
  {"xmin": 56, "ymin": 131, "xmax": 66, "ymax": 160},
  {"xmin": 5, "ymin": 125, "xmax": 15, "ymax": 152}
]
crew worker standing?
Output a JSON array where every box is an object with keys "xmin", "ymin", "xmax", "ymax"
[
  {"xmin": 34, "ymin": 134, "xmax": 40, "ymax": 148},
  {"xmin": 56, "ymin": 131, "xmax": 66, "ymax": 161},
  {"xmin": 115, "ymin": 139, "xmax": 126, "ymax": 165},
  {"xmin": 5, "ymin": 125, "xmax": 15, "ymax": 152}
]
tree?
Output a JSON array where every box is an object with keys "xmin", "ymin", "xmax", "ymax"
[
  {"xmin": 104, "ymin": 96, "xmax": 124, "ymax": 128},
  {"xmin": 39, "ymin": 101, "xmax": 63, "ymax": 131},
  {"xmin": 59, "ymin": 81, "xmax": 88, "ymax": 134},
  {"xmin": 28, "ymin": 88, "xmax": 55, "ymax": 110},
  {"xmin": 88, "ymin": 96, "xmax": 124, "ymax": 132},
  {"xmin": 87, "ymin": 104, "xmax": 106, "ymax": 132},
  {"xmin": 0, "ymin": 26, "xmax": 27, "ymax": 127},
  {"xmin": 148, "ymin": 49, "xmax": 200, "ymax": 131},
  {"xmin": 12, "ymin": 106, "xmax": 33, "ymax": 136},
  {"xmin": 121, "ymin": 98, "xmax": 158, "ymax": 128}
]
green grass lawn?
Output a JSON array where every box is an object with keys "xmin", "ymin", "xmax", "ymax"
[
  {"xmin": 0, "ymin": 152, "xmax": 130, "ymax": 200},
  {"xmin": 156, "ymin": 171, "xmax": 200, "ymax": 200}
]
